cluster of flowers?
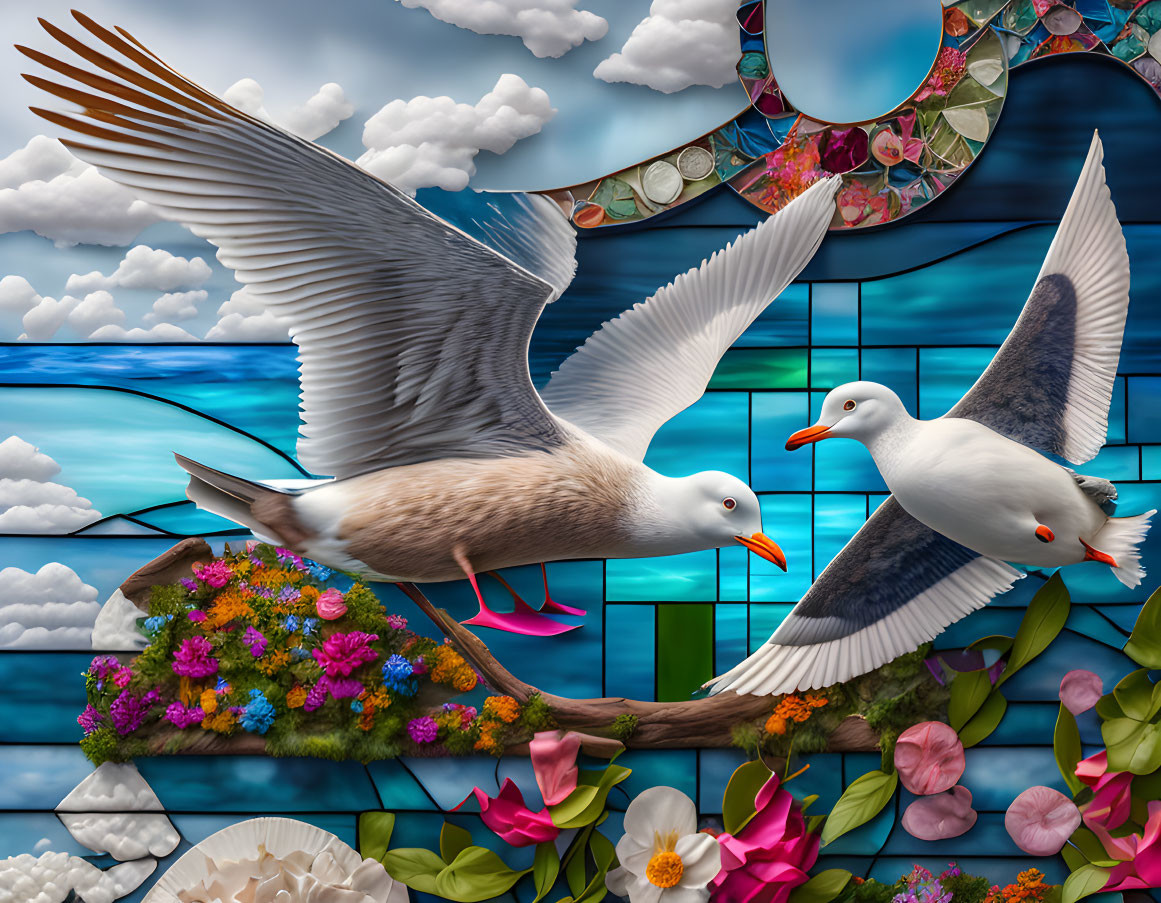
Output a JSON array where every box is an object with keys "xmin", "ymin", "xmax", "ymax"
[
  {"xmin": 764, "ymin": 691, "xmax": 829, "ymax": 736},
  {"xmin": 77, "ymin": 543, "xmax": 536, "ymax": 763},
  {"xmin": 982, "ymin": 869, "xmax": 1050, "ymax": 903}
]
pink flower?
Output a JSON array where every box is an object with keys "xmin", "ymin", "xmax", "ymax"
[
  {"xmin": 1077, "ymin": 751, "xmax": 1133, "ymax": 831},
  {"xmin": 530, "ymin": 730, "xmax": 582, "ymax": 806},
  {"xmin": 465, "ymin": 779, "xmax": 559, "ymax": 847},
  {"xmin": 894, "ymin": 722, "xmax": 965, "ymax": 795},
  {"xmin": 188, "ymin": 609, "xmax": 207, "ymax": 623},
  {"xmin": 316, "ymin": 588, "xmax": 348, "ymax": 620},
  {"xmin": 902, "ymin": 786, "xmax": 977, "ymax": 841},
  {"xmin": 710, "ymin": 773, "xmax": 819, "ymax": 903},
  {"xmin": 193, "ymin": 559, "xmax": 231, "ymax": 588},
  {"xmin": 407, "ymin": 715, "xmax": 438, "ymax": 744},
  {"xmin": 112, "ymin": 666, "xmax": 133, "ymax": 688},
  {"xmin": 171, "ymin": 635, "xmax": 219, "ymax": 678},
  {"xmin": 312, "ymin": 631, "xmax": 378, "ymax": 677},
  {"xmin": 386, "ymin": 614, "xmax": 407, "ymax": 630},
  {"xmin": 1059, "ymin": 669, "xmax": 1103, "ymax": 715},
  {"xmin": 1004, "ymin": 786, "xmax": 1081, "ymax": 855},
  {"xmin": 1095, "ymin": 801, "xmax": 1161, "ymax": 890}
]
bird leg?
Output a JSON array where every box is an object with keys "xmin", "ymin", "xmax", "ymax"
[
  {"xmin": 456, "ymin": 550, "xmax": 579, "ymax": 637},
  {"xmin": 1035, "ymin": 525, "xmax": 1055, "ymax": 543},
  {"xmin": 484, "ymin": 567, "xmax": 586, "ymax": 620},
  {"xmin": 1079, "ymin": 536, "xmax": 1119, "ymax": 567}
]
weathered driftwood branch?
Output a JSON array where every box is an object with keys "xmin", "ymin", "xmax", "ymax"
[{"xmin": 118, "ymin": 543, "xmax": 878, "ymax": 754}]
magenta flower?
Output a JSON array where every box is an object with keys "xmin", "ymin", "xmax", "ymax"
[
  {"xmin": 172, "ymin": 635, "xmax": 219, "ymax": 678},
  {"xmin": 386, "ymin": 614, "xmax": 407, "ymax": 630},
  {"xmin": 180, "ymin": 577, "xmax": 198, "ymax": 593},
  {"xmin": 313, "ymin": 631, "xmax": 379, "ymax": 677},
  {"xmin": 242, "ymin": 626, "xmax": 267, "ymax": 657},
  {"xmin": 112, "ymin": 666, "xmax": 133, "ymax": 688},
  {"xmin": 407, "ymin": 716, "xmax": 439, "ymax": 744},
  {"xmin": 164, "ymin": 702, "xmax": 205, "ymax": 729},
  {"xmin": 1005, "ymin": 786, "xmax": 1081, "ymax": 855},
  {"xmin": 710, "ymin": 773, "xmax": 819, "ymax": 903},
  {"xmin": 894, "ymin": 722, "xmax": 965, "ymax": 795},
  {"xmin": 193, "ymin": 559, "xmax": 231, "ymax": 588},
  {"xmin": 1059, "ymin": 669, "xmax": 1103, "ymax": 715},
  {"xmin": 316, "ymin": 588, "xmax": 348, "ymax": 621},
  {"xmin": 530, "ymin": 730, "xmax": 582, "ymax": 806},
  {"xmin": 1094, "ymin": 800, "xmax": 1161, "ymax": 890},
  {"xmin": 412, "ymin": 655, "xmax": 427, "ymax": 676},
  {"xmin": 77, "ymin": 704, "xmax": 103, "ymax": 735},
  {"xmin": 464, "ymin": 779, "xmax": 560, "ymax": 847},
  {"xmin": 1077, "ymin": 751, "xmax": 1133, "ymax": 831},
  {"xmin": 188, "ymin": 609, "xmax": 207, "ymax": 624},
  {"xmin": 110, "ymin": 688, "xmax": 159, "ymax": 735},
  {"xmin": 89, "ymin": 655, "xmax": 120, "ymax": 680},
  {"xmin": 902, "ymin": 786, "xmax": 978, "ymax": 841}
]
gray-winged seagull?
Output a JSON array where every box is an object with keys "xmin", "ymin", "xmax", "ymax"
[
  {"xmin": 708, "ymin": 132, "xmax": 1155, "ymax": 695},
  {"xmin": 20, "ymin": 12, "xmax": 841, "ymax": 635}
]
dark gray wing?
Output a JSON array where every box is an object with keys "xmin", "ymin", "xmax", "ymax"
[
  {"xmin": 1066, "ymin": 469, "xmax": 1118, "ymax": 510},
  {"xmin": 705, "ymin": 498, "xmax": 1023, "ymax": 695},
  {"xmin": 946, "ymin": 133, "xmax": 1129, "ymax": 466}
]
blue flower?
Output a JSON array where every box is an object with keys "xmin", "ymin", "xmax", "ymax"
[
  {"xmin": 302, "ymin": 617, "xmax": 319, "ymax": 637},
  {"xmin": 291, "ymin": 647, "xmax": 309, "ymax": 660},
  {"xmin": 307, "ymin": 561, "xmax": 334, "ymax": 581},
  {"xmin": 240, "ymin": 689, "xmax": 276, "ymax": 735},
  {"xmin": 282, "ymin": 614, "xmax": 301, "ymax": 632},
  {"xmin": 142, "ymin": 616, "xmax": 168, "ymax": 634},
  {"xmin": 382, "ymin": 654, "xmax": 417, "ymax": 695},
  {"xmin": 215, "ymin": 676, "xmax": 230, "ymax": 693},
  {"xmin": 350, "ymin": 700, "xmax": 364, "ymax": 713}
]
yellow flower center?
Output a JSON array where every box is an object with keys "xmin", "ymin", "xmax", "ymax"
[{"xmin": 645, "ymin": 851, "xmax": 684, "ymax": 888}]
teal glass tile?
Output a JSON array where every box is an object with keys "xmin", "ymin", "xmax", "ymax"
[
  {"xmin": 0, "ymin": 813, "xmax": 94, "ymax": 858},
  {"xmin": 749, "ymin": 603, "xmax": 794, "ymax": 651},
  {"xmin": 1097, "ymin": 604, "xmax": 1142, "ymax": 632},
  {"xmin": 1107, "ymin": 377, "xmax": 1126, "ymax": 444},
  {"xmin": 811, "ymin": 283, "xmax": 859, "ymax": 345},
  {"xmin": 961, "ymin": 747, "xmax": 1069, "ymax": 809},
  {"xmin": 814, "ymin": 495, "xmax": 867, "ymax": 578},
  {"xmin": 604, "ymin": 605, "xmax": 655, "ymax": 700},
  {"xmin": 810, "ymin": 393, "xmax": 888, "ymax": 492},
  {"xmin": 751, "ymin": 392, "xmax": 812, "ymax": 492},
  {"xmin": 977, "ymin": 702, "xmax": 1059, "ymax": 745},
  {"xmin": 405, "ymin": 755, "xmax": 521, "ymax": 811},
  {"xmin": 823, "ymin": 793, "xmax": 895, "ymax": 855},
  {"xmin": 709, "ymin": 348, "xmax": 807, "ymax": 389},
  {"xmin": 1084, "ymin": 444, "xmax": 1139, "ymax": 481},
  {"xmin": 1142, "ymin": 446, "xmax": 1161, "ymax": 480},
  {"xmin": 367, "ymin": 759, "xmax": 440, "ymax": 811},
  {"xmin": 0, "ymin": 653, "xmax": 89, "ymax": 742},
  {"xmin": 937, "ymin": 607, "xmax": 1023, "ymax": 650},
  {"xmin": 697, "ymin": 748, "xmax": 749, "ymax": 813},
  {"xmin": 719, "ymin": 544, "xmax": 749, "ymax": 601},
  {"xmin": 1001, "ymin": 633, "xmax": 1136, "ymax": 703},
  {"xmin": 735, "ymin": 282, "xmax": 809, "ymax": 347},
  {"xmin": 917, "ymin": 347, "xmax": 998, "ymax": 419},
  {"xmin": 715, "ymin": 603, "xmax": 748, "ymax": 673},
  {"xmin": 619, "ymin": 751, "xmax": 697, "ymax": 806},
  {"xmin": 136, "ymin": 502, "xmax": 240, "ymax": 535},
  {"xmin": 645, "ymin": 392, "xmax": 748, "ymax": 480},
  {"xmin": 793, "ymin": 753, "xmax": 845, "ymax": 811},
  {"xmin": 171, "ymin": 813, "xmax": 356, "ymax": 848},
  {"xmin": 1127, "ymin": 377, "xmax": 1161, "ymax": 444},
  {"xmin": 869, "ymin": 493, "xmax": 890, "ymax": 512},
  {"xmin": 1122, "ymin": 226, "xmax": 1161, "ymax": 372},
  {"xmin": 0, "ymin": 746, "xmax": 93, "ymax": 809},
  {"xmin": 1066, "ymin": 605, "xmax": 1131, "ymax": 651},
  {"xmin": 606, "ymin": 550, "xmax": 716, "ymax": 602},
  {"xmin": 861, "ymin": 347, "xmax": 918, "ymax": 415},
  {"xmin": 754, "ymin": 495, "xmax": 812, "ymax": 599},
  {"xmin": 810, "ymin": 348, "xmax": 859, "ymax": 389}
]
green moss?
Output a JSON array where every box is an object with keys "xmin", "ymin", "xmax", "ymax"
[
  {"xmin": 80, "ymin": 727, "xmax": 125, "ymax": 765},
  {"xmin": 520, "ymin": 693, "xmax": 555, "ymax": 733},
  {"xmin": 943, "ymin": 874, "xmax": 991, "ymax": 903},
  {"xmin": 610, "ymin": 714, "xmax": 638, "ymax": 743}
]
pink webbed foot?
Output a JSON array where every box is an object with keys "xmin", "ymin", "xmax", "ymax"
[
  {"xmin": 535, "ymin": 562, "xmax": 587, "ymax": 617},
  {"xmin": 454, "ymin": 553, "xmax": 580, "ymax": 637}
]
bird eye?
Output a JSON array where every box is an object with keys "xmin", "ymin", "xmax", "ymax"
[
  {"xmin": 722, "ymin": 497, "xmax": 737, "ymax": 510},
  {"xmin": 843, "ymin": 400, "xmax": 856, "ymax": 411}
]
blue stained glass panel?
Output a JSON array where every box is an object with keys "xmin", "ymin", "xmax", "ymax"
[
  {"xmin": 811, "ymin": 283, "xmax": 859, "ymax": 346},
  {"xmin": 718, "ymin": 544, "xmax": 749, "ymax": 601},
  {"xmin": 751, "ymin": 392, "xmax": 812, "ymax": 492},
  {"xmin": 860, "ymin": 347, "xmax": 918, "ymax": 415},
  {"xmin": 1127, "ymin": 377, "xmax": 1161, "ymax": 444},
  {"xmin": 754, "ymin": 495, "xmax": 812, "ymax": 599},
  {"xmin": 606, "ymin": 550, "xmax": 716, "ymax": 602},
  {"xmin": 644, "ymin": 392, "xmax": 749, "ymax": 481},
  {"xmin": 604, "ymin": 605, "xmax": 655, "ymax": 700},
  {"xmin": 813, "ymin": 495, "xmax": 867, "ymax": 577},
  {"xmin": 917, "ymin": 348, "xmax": 998, "ymax": 419},
  {"xmin": 749, "ymin": 603, "xmax": 794, "ymax": 651},
  {"xmin": 735, "ymin": 282, "xmax": 810, "ymax": 347},
  {"xmin": 811, "ymin": 348, "xmax": 860, "ymax": 389},
  {"xmin": 714, "ymin": 603, "xmax": 748, "ymax": 673}
]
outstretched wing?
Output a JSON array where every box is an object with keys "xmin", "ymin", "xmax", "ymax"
[
  {"xmin": 540, "ymin": 176, "xmax": 840, "ymax": 461},
  {"xmin": 20, "ymin": 13, "xmax": 577, "ymax": 479},
  {"xmin": 947, "ymin": 132, "xmax": 1129, "ymax": 465},
  {"xmin": 705, "ymin": 498, "xmax": 1023, "ymax": 696}
]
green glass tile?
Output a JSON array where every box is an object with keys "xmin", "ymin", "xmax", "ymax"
[
  {"xmin": 810, "ymin": 348, "xmax": 859, "ymax": 389},
  {"xmin": 708, "ymin": 348, "xmax": 807, "ymax": 389},
  {"xmin": 656, "ymin": 604, "xmax": 714, "ymax": 701}
]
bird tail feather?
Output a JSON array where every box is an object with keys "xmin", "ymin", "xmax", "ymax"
[
  {"xmin": 174, "ymin": 453, "xmax": 298, "ymax": 546},
  {"xmin": 1094, "ymin": 509, "xmax": 1156, "ymax": 588}
]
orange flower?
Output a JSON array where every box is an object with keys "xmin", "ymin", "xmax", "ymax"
[
  {"xmin": 256, "ymin": 648, "xmax": 291, "ymax": 676},
  {"xmin": 765, "ymin": 714, "xmax": 788, "ymax": 735},
  {"xmin": 199, "ymin": 688, "xmax": 218, "ymax": 713},
  {"xmin": 483, "ymin": 695, "xmax": 520, "ymax": 724},
  {"xmin": 201, "ymin": 709, "xmax": 236, "ymax": 733},
  {"xmin": 204, "ymin": 590, "xmax": 254, "ymax": 629},
  {"xmin": 358, "ymin": 710, "xmax": 374, "ymax": 731},
  {"xmin": 286, "ymin": 685, "xmax": 307, "ymax": 708},
  {"xmin": 474, "ymin": 722, "xmax": 502, "ymax": 752},
  {"xmin": 765, "ymin": 692, "xmax": 828, "ymax": 735},
  {"xmin": 452, "ymin": 664, "xmax": 478, "ymax": 692}
]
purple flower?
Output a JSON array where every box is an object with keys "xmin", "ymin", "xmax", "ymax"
[
  {"xmin": 386, "ymin": 614, "xmax": 407, "ymax": 630},
  {"xmin": 278, "ymin": 586, "xmax": 301, "ymax": 603},
  {"xmin": 188, "ymin": 609, "xmax": 206, "ymax": 623},
  {"xmin": 407, "ymin": 716, "xmax": 439, "ymax": 744},
  {"xmin": 112, "ymin": 666, "xmax": 133, "ymax": 688},
  {"xmin": 172, "ymin": 635, "xmax": 219, "ymax": 678},
  {"xmin": 77, "ymin": 704, "xmax": 103, "ymax": 735},
  {"xmin": 89, "ymin": 655, "xmax": 120, "ymax": 680},
  {"xmin": 320, "ymin": 674, "xmax": 363, "ymax": 699},
  {"xmin": 164, "ymin": 702, "xmax": 205, "ymax": 729},
  {"xmin": 275, "ymin": 547, "xmax": 304, "ymax": 569},
  {"xmin": 193, "ymin": 559, "xmax": 232, "ymax": 588},
  {"xmin": 243, "ymin": 626, "xmax": 267, "ymax": 657},
  {"xmin": 302, "ymin": 681, "xmax": 328, "ymax": 713},
  {"xmin": 180, "ymin": 578, "xmax": 199, "ymax": 593},
  {"xmin": 412, "ymin": 655, "xmax": 427, "ymax": 676},
  {"xmin": 110, "ymin": 689, "xmax": 159, "ymax": 735}
]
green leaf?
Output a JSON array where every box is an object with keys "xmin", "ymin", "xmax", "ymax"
[
  {"xmin": 959, "ymin": 690, "xmax": 1007, "ymax": 748},
  {"xmin": 821, "ymin": 770, "xmax": 898, "ymax": 846},
  {"xmin": 532, "ymin": 842, "xmax": 561, "ymax": 903},
  {"xmin": 965, "ymin": 634, "xmax": 1014, "ymax": 659},
  {"xmin": 358, "ymin": 811, "xmax": 395, "ymax": 862},
  {"xmin": 1112, "ymin": 669, "xmax": 1160, "ymax": 721},
  {"xmin": 949, "ymin": 669, "xmax": 992, "ymax": 730},
  {"xmin": 434, "ymin": 846, "xmax": 531, "ymax": 903},
  {"xmin": 722, "ymin": 759, "xmax": 773, "ymax": 834},
  {"xmin": 440, "ymin": 822, "xmax": 473, "ymax": 864},
  {"xmin": 565, "ymin": 834, "xmax": 587, "ymax": 896},
  {"xmin": 1103, "ymin": 717, "xmax": 1161, "ymax": 774},
  {"xmin": 549, "ymin": 765, "xmax": 631, "ymax": 829},
  {"xmin": 1096, "ymin": 691, "xmax": 1125, "ymax": 720},
  {"xmin": 570, "ymin": 831, "xmax": 618, "ymax": 903},
  {"xmin": 381, "ymin": 847, "xmax": 447, "ymax": 895},
  {"xmin": 1061, "ymin": 864, "xmax": 1111, "ymax": 903},
  {"xmin": 1061, "ymin": 844, "xmax": 1088, "ymax": 873},
  {"xmin": 1055, "ymin": 705, "xmax": 1084, "ymax": 794},
  {"xmin": 788, "ymin": 869, "xmax": 853, "ymax": 903},
  {"xmin": 1125, "ymin": 585, "xmax": 1161, "ymax": 667},
  {"xmin": 996, "ymin": 573, "xmax": 1070, "ymax": 687}
]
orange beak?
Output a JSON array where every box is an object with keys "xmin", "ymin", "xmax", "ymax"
[
  {"xmin": 785, "ymin": 424, "xmax": 831, "ymax": 451},
  {"xmin": 735, "ymin": 532, "xmax": 787, "ymax": 571}
]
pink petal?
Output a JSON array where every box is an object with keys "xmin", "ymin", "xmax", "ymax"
[
  {"xmin": 1059, "ymin": 669, "xmax": 1103, "ymax": 715},
  {"xmin": 1076, "ymin": 750, "xmax": 1109, "ymax": 786},
  {"xmin": 1005, "ymin": 786, "xmax": 1082, "ymax": 856},
  {"xmin": 470, "ymin": 779, "xmax": 559, "ymax": 847},
  {"xmin": 1134, "ymin": 801, "xmax": 1161, "ymax": 886},
  {"xmin": 902, "ymin": 786, "xmax": 977, "ymax": 840},
  {"xmin": 894, "ymin": 722, "xmax": 965, "ymax": 795},
  {"xmin": 1083, "ymin": 770, "xmax": 1134, "ymax": 831},
  {"xmin": 530, "ymin": 730, "xmax": 582, "ymax": 806}
]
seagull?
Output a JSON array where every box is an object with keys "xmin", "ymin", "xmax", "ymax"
[
  {"xmin": 707, "ymin": 132, "xmax": 1155, "ymax": 696},
  {"xmin": 19, "ymin": 12, "xmax": 842, "ymax": 635}
]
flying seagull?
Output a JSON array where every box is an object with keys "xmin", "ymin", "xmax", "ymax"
[
  {"xmin": 708, "ymin": 132, "xmax": 1154, "ymax": 696},
  {"xmin": 20, "ymin": 12, "xmax": 841, "ymax": 635}
]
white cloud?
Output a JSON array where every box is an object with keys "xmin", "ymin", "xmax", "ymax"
[
  {"xmin": 65, "ymin": 290, "xmax": 123, "ymax": 336},
  {"xmin": 397, "ymin": 0, "xmax": 608, "ymax": 57},
  {"xmin": 66, "ymin": 245, "xmax": 212, "ymax": 294},
  {"xmin": 0, "ymin": 436, "xmax": 101, "ymax": 535},
  {"xmin": 57, "ymin": 763, "xmax": 180, "ymax": 861},
  {"xmin": 224, "ymin": 78, "xmax": 355, "ymax": 141},
  {"xmin": 144, "ymin": 290, "xmax": 207, "ymax": 325},
  {"xmin": 0, "ymin": 275, "xmax": 41, "ymax": 314},
  {"xmin": 87, "ymin": 323, "xmax": 198, "ymax": 341},
  {"xmin": 91, "ymin": 589, "xmax": 149, "ymax": 651},
  {"xmin": 358, "ymin": 73, "xmax": 555, "ymax": 194},
  {"xmin": 0, "ymin": 561, "xmax": 101, "ymax": 648},
  {"xmin": 593, "ymin": 0, "xmax": 741, "ymax": 93},
  {"xmin": 203, "ymin": 285, "xmax": 291, "ymax": 341},
  {"xmin": 19, "ymin": 293, "xmax": 79, "ymax": 341},
  {"xmin": 0, "ymin": 136, "xmax": 162, "ymax": 247},
  {"xmin": 0, "ymin": 852, "xmax": 155, "ymax": 903}
]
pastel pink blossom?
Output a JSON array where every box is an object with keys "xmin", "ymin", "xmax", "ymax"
[
  {"xmin": 894, "ymin": 722, "xmax": 965, "ymax": 795},
  {"xmin": 710, "ymin": 773, "xmax": 819, "ymax": 903},
  {"xmin": 1005, "ymin": 786, "xmax": 1081, "ymax": 855},
  {"xmin": 1059, "ymin": 669, "xmax": 1103, "ymax": 715},
  {"xmin": 315, "ymin": 588, "xmax": 348, "ymax": 621},
  {"xmin": 530, "ymin": 730, "xmax": 582, "ymax": 806},
  {"xmin": 465, "ymin": 779, "xmax": 559, "ymax": 847},
  {"xmin": 1077, "ymin": 751, "xmax": 1133, "ymax": 831},
  {"xmin": 902, "ymin": 786, "xmax": 977, "ymax": 841}
]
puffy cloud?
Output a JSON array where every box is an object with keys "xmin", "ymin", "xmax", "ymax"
[
  {"xmin": 203, "ymin": 285, "xmax": 291, "ymax": 341},
  {"xmin": 0, "ymin": 561, "xmax": 101, "ymax": 649},
  {"xmin": 19, "ymin": 290, "xmax": 130, "ymax": 341},
  {"xmin": 19, "ymin": 293, "xmax": 80, "ymax": 341},
  {"xmin": 65, "ymin": 245, "xmax": 212, "ymax": 294},
  {"xmin": 358, "ymin": 74, "xmax": 555, "ymax": 194},
  {"xmin": 224, "ymin": 78, "xmax": 356, "ymax": 142},
  {"xmin": 91, "ymin": 589, "xmax": 149, "ymax": 651},
  {"xmin": 0, "ymin": 275, "xmax": 41, "ymax": 314},
  {"xmin": 88, "ymin": 323, "xmax": 198, "ymax": 341},
  {"xmin": 144, "ymin": 289, "xmax": 207, "ymax": 325},
  {"xmin": 57, "ymin": 763, "xmax": 180, "ymax": 861},
  {"xmin": 65, "ymin": 290, "xmax": 123, "ymax": 336},
  {"xmin": 0, "ymin": 436, "xmax": 101, "ymax": 534},
  {"xmin": 0, "ymin": 136, "xmax": 162, "ymax": 247},
  {"xmin": 0, "ymin": 852, "xmax": 155, "ymax": 903},
  {"xmin": 397, "ymin": 0, "xmax": 608, "ymax": 57},
  {"xmin": 593, "ymin": 0, "xmax": 741, "ymax": 93}
]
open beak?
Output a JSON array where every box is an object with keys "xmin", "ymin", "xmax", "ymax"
[
  {"xmin": 735, "ymin": 532, "xmax": 787, "ymax": 571},
  {"xmin": 785, "ymin": 424, "xmax": 831, "ymax": 451}
]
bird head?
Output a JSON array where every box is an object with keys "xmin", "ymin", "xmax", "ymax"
[
  {"xmin": 666, "ymin": 470, "xmax": 786, "ymax": 570},
  {"xmin": 786, "ymin": 381, "xmax": 908, "ymax": 449}
]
